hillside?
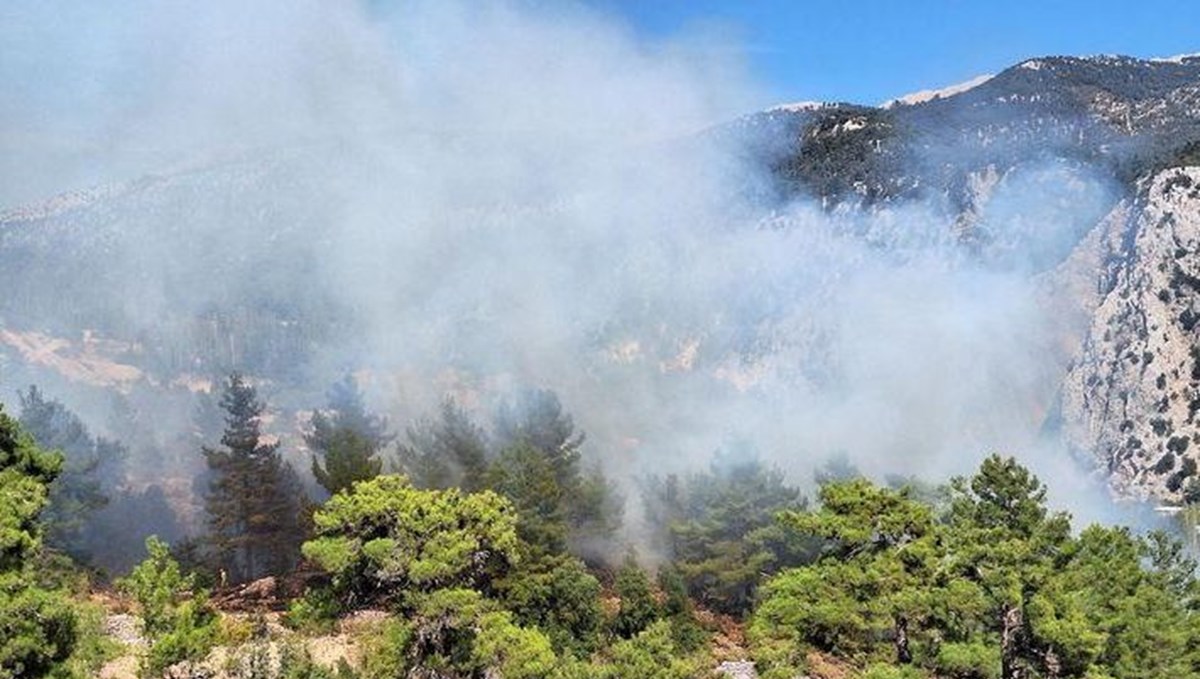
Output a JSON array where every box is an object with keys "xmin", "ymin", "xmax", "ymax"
[
  {"xmin": 7, "ymin": 40, "xmax": 1200, "ymax": 679},
  {"xmin": 5, "ymin": 54, "xmax": 1200, "ymax": 501}
]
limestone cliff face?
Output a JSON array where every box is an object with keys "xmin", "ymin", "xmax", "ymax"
[{"xmin": 1062, "ymin": 167, "xmax": 1200, "ymax": 498}]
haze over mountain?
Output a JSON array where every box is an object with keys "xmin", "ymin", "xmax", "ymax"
[{"xmin": 3, "ymin": 0, "xmax": 1200, "ymax": 531}]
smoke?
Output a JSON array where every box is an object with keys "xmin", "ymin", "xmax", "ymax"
[{"xmin": 0, "ymin": 0, "xmax": 1137, "ymax": 534}]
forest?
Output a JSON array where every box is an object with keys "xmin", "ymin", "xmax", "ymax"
[{"xmin": 3, "ymin": 373, "xmax": 1200, "ymax": 679}]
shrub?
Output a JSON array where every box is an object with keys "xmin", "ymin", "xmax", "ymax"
[
  {"xmin": 933, "ymin": 641, "xmax": 1001, "ymax": 679},
  {"xmin": 0, "ymin": 578, "xmax": 79, "ymax": 678},
  {"xmin": 859, "ymin": 664, "xmax": 931, "ymax": 679},
  {"xmin": 119, "ymin": 536, "xmax": 217, "ymax": 675},
  {"xmin": 282, "ymin": 587, "xmax": 342, "ymax": 635},
  {"xmin": 595, "ymin": 620, "xmax": 706, "ymax": 679},
  {"xmin": 356, "ymin": 618, "xmax": 412, "ymax": 679},
  {"xmin": 496, "ymin": 554, "xmax": 602, "ymax": 657},
  {"xmin": 610, "ymin": 558, "xmax": 659, "ymax": 639}
]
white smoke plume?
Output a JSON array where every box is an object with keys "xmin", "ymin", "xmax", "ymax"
[{"xmin": 0, "ymin": 0, "xmax": 1137, "ymax": 534}]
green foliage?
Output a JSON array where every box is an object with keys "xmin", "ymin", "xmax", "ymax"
[
  {"xmin": 932, "ymin": 641, "xmax": 1000, "ymax": 679},
  {"xmin": 0, "ymin": 404, "xmax": 77, "ymax": 679},
  {"xmin": 486, "ymin": 442, "xmax": 569, "ymax": 558},
  {"xmin": 496, "ymin": 553, "xmax": 603, "ymax": 657},
  {"xmin": 862, "ymin": 665, "xmax": 931, "ymax": 679},
  {"xmin": 311, "ymin": 428, "xmax": 383, "ymax": 500},
  {"xmin": 610, "ymin": 557, "xmax": 659, "ymax": 639},
  {"xmin": 144, "ymin": 598, "xmax": 216, "ymax": 677},
  {"xmin": 307, "ymin": 375, "xmax": 389, "ymax": 497},
  {"xmin": 61, "ymin": 598, "xmax": 122, "ymax": 679},
  {"xmin": 398, "ymin": 398, "xmax": 488, "ymax": 493},
  {"xmin": 492, "ymin": 390, "xmax": 583, "ymax": 483},
  {"xmin": 18, "ymin": 386, "xmax": 120, "ymax": 561},
  {"xmin": 395, "ymin": 588, "xmax": 560, "ymax": 678},
  {"xmin": 945, "ymin": 455, "xmax": 1072, "ymax": 678},
  {"xmin": 277, "ymin": 642, "xmax": 359, "ymax": 679},
  {"xmin": 657, "ymin": 566, "xmax": 708, "ymax": 652},
  {"xmin": 119, "ymin": 536, "xmax": 216, "ymax": 676},
  {"xmin": 489, "ymin": 389, "xmax": 621, "ymax": 556},
  {"xmin": 0, "ymin": 575, "xmax": 78, "ymax": 679},
  {"xmin": 751, "ymin": 563, "xmax": 876, "ymax": 663},
  {"xmin": 0, "ymin": 404, "xmax": 62, "ymax": 571},
  {"xmin": 303, "ymin": 475, "xmax": 519, "ymax": 606},
  {"xmin": 122, "ymin": 537, "xmax": 193, "ymax": 637},
  {"xmin": 648, "ymin": 448, "xmax": 810, "ymax": 615},
  {"xmin": 356, "ymin": 618, "xmax": 412, "ymax": 679},
  {"xmin": 472, "ymin": 611, "xmax": 559, "ymax": 679},
  {"xmin": 594, "ymin": 620, "xmax": 707, "ymax": 679},
  {"xmin": 859, "ymin": 665, "xmax": 930, "ymax": 679},
  {"xmin": 225, "ymin": 640, "xmax": 360, "ymax": 679},
  {"xmin": 751, "ymin": 455, "xmax": 1200, "ymax": 679},
  {"xmin": 282, "ymin": 587, "xmax": 342, "ymax": 635},
  {"xmin": 204, "ymin": 373, "xmax": 305, "ymax": 583},
  {"xmin": 780, "ymin": 479, "xmax": 941, "ymax": 663}
]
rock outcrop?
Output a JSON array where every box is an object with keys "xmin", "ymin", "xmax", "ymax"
[{"xmin": 1062, "ymin": 167, "xmax": 1200, "ymax": 497}]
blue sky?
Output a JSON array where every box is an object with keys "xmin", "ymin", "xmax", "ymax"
[{"xmin": 588, "ymin": 0, "xmax": 1200, "ymax": 105}]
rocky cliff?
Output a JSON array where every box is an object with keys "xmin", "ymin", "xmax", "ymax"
[{"xmin": 1062, "ymin": 167, "xmax": 1200, "ymax": 498}]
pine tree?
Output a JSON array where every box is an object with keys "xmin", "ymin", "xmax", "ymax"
[
  {"xmin": 493, "ymin": 389, "xmax": 583, "ymax": 488},
  {"xmin": 203, "ymin": 374, "xmax": 303, "ymax": 583},
  {"xmin": 489, "ymin": 389, "xmax": 620, "ymax": 555},
  {"xmin": 399, "ymin": 397, "xmax": 488, "ymax": 492},
  {"xmin": 649, "ymin": 446, "xmax": 810, "ymax": 616},
  {"xmin": 18, "ymin": 385, "xmax": 123, "ymax": 559},
  {"xmin": 611, "ymin": 556, "xmax": 660, "ymax": 639},
  {"xmin": 947, "ymin": 455, "xmax": 1072, "ymax": 679},
  {"xmin": 306, "ymin": 374, "xmax": 390, "ymax": 496}
]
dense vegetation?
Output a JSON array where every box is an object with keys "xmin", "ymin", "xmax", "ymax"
[{"xmin": 4, "ymin": 376, "xmax": 1200, "ymax": 678}]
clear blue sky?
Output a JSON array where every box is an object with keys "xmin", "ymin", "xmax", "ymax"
[{"xmin": 588, "ymin": 0, "xmax": 1200, "ymax": 105}]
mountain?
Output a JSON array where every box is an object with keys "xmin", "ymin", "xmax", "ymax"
[
  {"xmin": 736, "ymin": 54, "xmax": 1200, "ymax": 206},
  {"xmin": 3, "ymin": 53, "xmax": 1200, "ymax": 501},
  {"xmin": 730, "ymin": 53, "xmax": 1200, "ymax": 499}
]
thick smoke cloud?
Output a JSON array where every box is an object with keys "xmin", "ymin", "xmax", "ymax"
[{"xmin": 0, "ymin": 0, "xmax": 1133, "ymax": 530}]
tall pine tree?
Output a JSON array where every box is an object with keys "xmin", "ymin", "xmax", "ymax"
[
  {"xmin": 18, "ymin": 385, "xmax": 123, "ymax": 560},
  {"xmin": 203, "ymin": 374, "xmax": 303, "ymax": 583},
  {"xmin": 306, "ymin": 374, "xmax": 389, "ymax": 496},
  {"xmin": 399, "ymin": 397, "xmax": 488, "ymax": 492}
]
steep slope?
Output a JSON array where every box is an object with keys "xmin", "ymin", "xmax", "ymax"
[{"xmin": 1062, "ymin": 167, "xmax": 1200, "ymax": 498}]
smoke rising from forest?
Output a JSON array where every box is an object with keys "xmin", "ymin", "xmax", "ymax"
[{"xmin": 0, "ymin": 0, "xmax": 1134, "ymax": 540}]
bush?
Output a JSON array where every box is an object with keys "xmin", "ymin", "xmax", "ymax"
[
  {"xmin": 356, "ymin": 618, "xmax": 412, "ymax": 679},
  {"xmin": 658, "ymin": 567, "xmax": 708, "ymax": 653},
  {"xmin": 472, "ymin": 611, "xmax": 559, "ymax": 679},
  {"xmin": 933, "ymin": 641, "xmax": 1001, "ymax": 679},
  {"xmin": 62, "ymin": 598, "xmax": 122, "ymax": 678},
  {"xmin": 859, "ymin": 664, "xmax": 930, "ymax": 679},
  {"xmin": 278, "ymin": 642, "xmax": 358, "ymax": 679},
  {"xmin": 144, "ymin": 597, "xmax": 216, "ymax": 676},
  {"xmin": 610, "ymin": 558, "xmax": 659, "ymax": 639},
  {"xmin": 0, "ymin": 576, "xmax": 78, "ymax": 677},
  {"xmin": 282, "ymin": 587, "xmax": 342, "ymax": 635},
  {"xmin": 595, "ymin": 620, "xmax": 706, "ymax": 679},
  {"xmin": 119, "ymin": 536, "xmax": 216, "ymax": 675},
  {"xmin": 497, "ymin": 554, "xmax": 602, "ymax": 657}
]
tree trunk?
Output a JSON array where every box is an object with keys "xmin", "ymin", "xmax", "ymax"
[
  {"xmin": 1001, "ymin": 603, "xmax": 1026, "ymax": 679},
  {"xmin": 894, "ymin": 614, "xmax": 912, "ymax": 664}
]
